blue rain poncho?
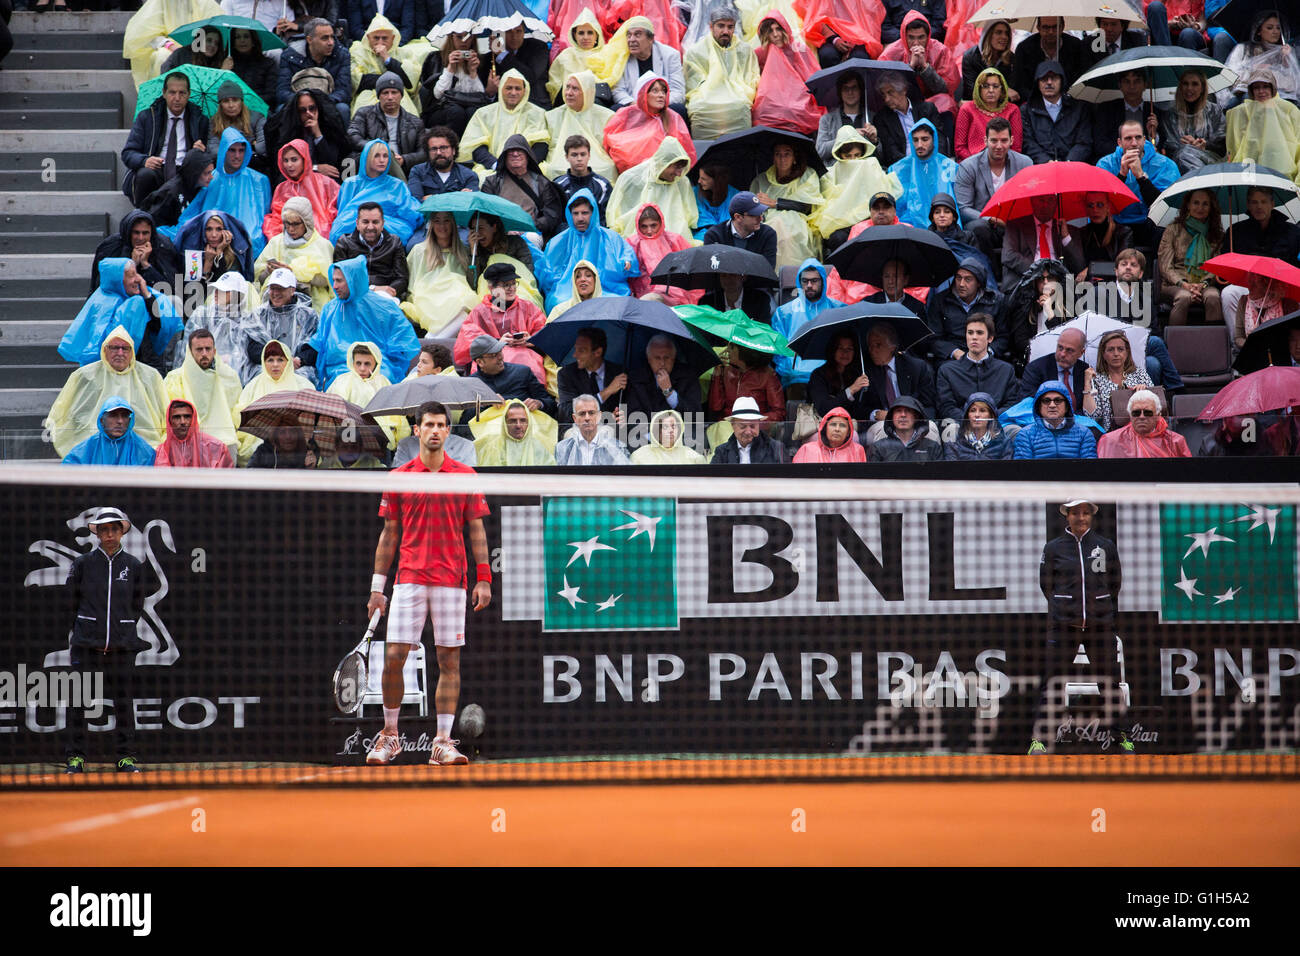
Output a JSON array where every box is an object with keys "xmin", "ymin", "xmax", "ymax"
[
  {"xmin": 58, "ymin": 258, "xmax": 182, "ymax": 367},
  {"xmin": 172, "ymin": 127, "xmax": 272, "ymax": 256},
  {"xmin": 537, "ymin": 189, "xmax": 640, "ymax": 311},
  {"xmin": 771, "ymin": 257, "xmax": 844, "ymax": 386},
  {"xmin": 62, "ymin": 396, "xmax": 157, "ymax": 466},
  {"xmin": 889, "ymin": 118, "xmax": 960, "ymax": 230},
  {"xmin": 308, "ymin": 255, "xmax": 420, "ymax": 389},
  {"xmin": 330, "ymin": 139, "xmax": 424, "ymax": 244}
]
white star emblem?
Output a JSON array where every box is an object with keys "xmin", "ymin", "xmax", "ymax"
[
  {"xmin": 595, "ymin": 594, "xmax": 622, "ymax": 612},
  {"xmin": 612, "ymin": 510, "xmax": 662, "ymax": 551},
  {"xmin": 1213, "ymin": 586, "xmax": 1241, "ymax": 605},
  {"xmin": 566, "ymin": 535, "xmax": 616, "ymax": 567},
  {"xmin": 1174, "ymin": 567, "xmax": 1203, "ymax": 602},
  {"xmin": 1183, "ymin": 527, "xmax": 1234, "ymax": 560},
  {"xmin": 1231, "ymin": 504, "xmax": 1281, "ymax": 544},
  {"xmin": 556, "ymin": 575, "xmax": 586, "ymax": 609}
]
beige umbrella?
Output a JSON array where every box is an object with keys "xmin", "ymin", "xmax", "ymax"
[{"xmin": 968, "ymin": 0, "xmax": 1146, "ymax": 32}]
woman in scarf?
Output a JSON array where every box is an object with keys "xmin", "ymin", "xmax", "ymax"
[
  {"xmin": 255, "ymin": 196, "xmax": 335, "ymax": 312},
  {"xmin": 473, "ymin": 399, "xmax": 557, "ymax": 466},
  {"xmin": 403, "ymin": 211, "xmax": 481, "ymax": 336},
  {"xmin": 750, "ymin": 141, "xmax": 823, "ymax": 270},
  {"xmin": 140, "ymin": 149, "xmax": 215, "ymax": 229},
  {"xmin": 707, "ymin": 344, "xmax": 785, "ymax": 423},
  {"xmin": 630, "ymin": 409, "xmax": 707, "ymax": 464},
  {"xmin": 1221, "ymin": 11, "xmax": 1300, "ymax": 107},
  {"xmin": 812, "ymin": 126, "xmax": 901, "ymax": 242},
  {"xmin": 330, "ymin": 140, "xmax": 423, "ymax": 244},
  {"xmin": 418, "ymin": 31, "xmax": 488, "ymax": 135},
  {"xmin": 1159, "ymin": 68, "xmax": 1227, "ymax": 173},
  {"xmin": 943, "ymin": 392, "xmax": 1014, "ymax": 460},
  {"xmin": 751, "ymin": 13, "xmax": 823, "ymax": 135},
  {"xmin": 204, "ymin": 82, "xmax": 267, "ymax": 170},
  {"xmin": 1080, "ymin": 330, "xmax": 1154, "ymax": 432},
  {"xmin": 326, "ymin": 341, "xmax": 409, "ymax": 451},
  {"xmin": 627, "ymin": 203, "xmax": 701, "ymax": 305},
  {"xmin": 547, "ymin": 260, "xmax": 605, "ymax": 321},
  {"xmin": 458, "ymin": 69, "xmax": 551, "ymax": 177},
  {"xmin": 263, "ymin": 139, "xmax": 339, "ymax": 239},
  {"xmin": 175, "ymin": 212, "xmax": 255, "ymax": 294},
  {"xmin": 603, "ymin": 73, "xmax": 696, "ymax": 174},
  {"xmin": 466, "ymin": 211, "xmax": 542, "ymax": 304},
  {"xmin": 1097, "ymin": 388, "xmax": 1192, "ymax": 458},
  {"xmin": 543, "ymin": 71, "xmax": 618, "ymax": 180},
  {"xmin": 153, "ymin": 397, "xmax": 234, "ymax": 468},
  {"xmin": 606, "ymin": 135, "xmax": 698, "ymax": 237},
  {"xmin": 792, "ymin": 405, "xmax": 866, "ymax": 463},
  {"xmin": 1157, "ymin": 188, "xmax": 1224, "ymax": 328},
  {"xmin": 1226, "ymin": 68, "xmax": 1300, "ymax": 181},
  {"xmin": 1233, "ymin": 271, "xmax": 1299, "ymax": 348},
  {"xmin": 266, "ymin": 89, "xmax": 352, "ymax": 184},
  {"xmin": 960, "ymin": 20, "xmax": 1017, "ymax": 102},
  {"xmin": 547, "ymin": 10, "xmax": 610, "ymax": 105},
  {"xmin": 954, "ymin": 68, "xmax": 1021, "ymax": 160},
  {"xmin": 170, "ymin": 128, "xmax": 272, "ymax": 256},
  {"xmin": 349, "ymin": 14, "xmax": 420, "ymax": 115},
  {"xmin": 890, "ymin": 119, "xmax": 960, "ymax": 229}
]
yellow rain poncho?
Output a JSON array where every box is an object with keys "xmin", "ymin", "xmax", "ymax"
[
  {"xmin": 402, "ymin": 236, "xmax": 482, "ymax": 335},
  {"xmin": 233, "ymin": 341, "xmax": 316, "ymax": 463},
  {"xmin": 542, "ymin": 70, "xmax": 618, "ymax": 181},
  {"xmin": 630, "ymin": 409, "xmax": 706, "ymax": 464},
  {"xmin": 469, "ymin": 400, "xmax": 558, "ymax": 448},
  {"xmin": 1226, "ymin": 94, "xmax": 1300, "ymax": 183},
  {"xmin": 350, "ymin": 14, "xmax": 421, "ymax": 114},
  {"xmin": 547, "ymin": 9, "xmax": 610, "ymax": 100},
  {"xmin": 547, "ymin": 258, "xmax": 605, "ymax": 321},
  {"xmin": 326, "ymin": 341, "xmax": 410, "ymax": 450},
  {"xmin": 164, "ymin": 342, "xmax": 244, "ymax": 460},
  {"xmin": 458, "ymin": 69, "xmax": 551, "ymax": 177},
  {"xmin": 254, "ymin": 198, "xmax": 335, "ymax": 312},
  {"xmin": 735, "ymin": 0, "xmax": 803, "ymax": 42},
  {"xmin": 44, "ymin": 326, "xmax": 170, "ymax": 456},
  {"xmin": 813, "ymin": 126, "xmax": 902, "ymax": 239},
  {"xmin": 472, "ymin": 399, "xmax": 557, "ymax": 466},
  {"xmin": 122, "ymin": 0, "xmax": 222, "ymax": 86},
  {"xmin": 606, "ymin": 136, "xmax": 698, "ymax": 238},
  {"xmin": 683, "ymin": 29, "xmax": 760, "ymax": 140},
  {"xmin": 585, "ymin": 16, "xmax": 648, "ymax": 92},
  {"xmin": 750, "ymin": 164, "xmax": 823, "ymax": 270}
]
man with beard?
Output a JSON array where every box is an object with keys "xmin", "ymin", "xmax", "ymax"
[
  {"xmin": 332, "ymin": 202, "xmax": 409, "ymax": 298},
  {"xmin": 164, "ymin": 327, "xmax": 244, "ymax": 461},
  {"xmin": 406, "ymin": 126, "xmax": 479, "ymax": 200},
  {"xmin": 153, "ymin": 397, "xmax": 234, "ymax": 468}
]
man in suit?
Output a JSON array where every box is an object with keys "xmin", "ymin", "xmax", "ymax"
[
  {"xmin": 121, "ymin": 71, "xmax": 209, "ymax": 205},
  {"xmin": 626, "ymin": 333, "xmax": 704, "ymax": 423},
  {"xmin": 1084, "ymin": 18, "xmax": 1150, "ymax": 67},
  {"xmin": 1001, "ymin": 193, "xmax": 1073, "ymax": 293},
  {"xmin": 1019, "ymin": 326, "xmax": 1090, "ymax": 408},
  {"xmin": 954, "ymin": 117, "xmax": 1032, "ymax": 283},
  {"xmin": 556, "ymin": 327, "xmax": 626, "ymax": 423},
  {"xmin": 872, "ymin": 72, "xmax": 950, "ymax": 169},
  {"xmin": 1020, "ymin": 60, "xmax": 1094, "ymax": 165},
  {"xmin": 1011, "ymin": 17, "xmax": 1087, "ymax": 104},
  {"xmin": 1090, "ymin": 69, "xmax": 1161, "ymax": 161},
  {"xmin": 859, "ymin": 320, "xmax": 938, "ymax": 423}
]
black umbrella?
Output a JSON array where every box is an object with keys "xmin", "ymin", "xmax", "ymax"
[
  {"xmin": 1210, "ymin": 1, "xmax": 1294, "ymax": 45},
  {"xmin": 530, "ymin": 297, "xmax": 720, "ymax": 372},
  {"xmin": 804, "ymin": 60, "xmax": 924, "ymax": 115},
  {"xmin": 1234, "ymin": 308, "xmax": 1300, "ymax": 373},
  {"xmin": 362, "ymin": 376, "xmax": 502, "ymax": 418},
  {"xmin": 651, "ymin": 244, "xmax": 779, "ymax": 290},
  {"xmin": 787, "ymin": 302, "xmax": 934, "ymax": 370},
  {"xmin": 690, "ymin": 126, "xmax": 827, "ymax": 184},
  {"xmin": 826, "ymin": 225, "xmax": 960, "ymax": 288}
]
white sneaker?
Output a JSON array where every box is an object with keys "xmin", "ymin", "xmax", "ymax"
[
  {"xmin": 429, "ymin": 737, "xmax": 468, "ymax": 766},
  {"xmin": 366, "ymin": 732, "xmax": 402, "ymax": 765}
]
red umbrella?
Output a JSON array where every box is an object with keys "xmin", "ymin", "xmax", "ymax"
[
  {"xmin": 980, "ymin": 161, "xmax": 1138, "ymax": 221},
  {"xmin": 1201, "ymin": 253, "xmax": 1300, "ymax": 299},
  {"xmin": 1197, "ymin": 366, "xmax": 1300, "ymax": 420}
]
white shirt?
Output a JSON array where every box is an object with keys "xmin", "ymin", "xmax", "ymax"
[
  {"xmin": 895, "ymin": 107, "xmax": 915, "ymax": 140},
  {"xmin": 574, "ymin": 432, "xmax": 600, "ymax": 465},
  {"xmin": 990, "ymin": 165, "xmax": 1007, "ymax": 191},
  {"xmin": 220, "ymin": 0, "xmax": 283, "ymax": 33},
  {"xmin": 1043, "ymin": 98, "xmax": 1063, "ymax": 122},
  {"xmin": 737, "ymin": 441, "xmax": 752, "ymax": 464},
  {"xmin": 164, "ymin": 110, "xmax": 189, "ymax": 165}
]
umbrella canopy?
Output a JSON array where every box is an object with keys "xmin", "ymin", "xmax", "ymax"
[
  {"xmin": 804, "ymin": 60, "xmax": 925, "ymax": 116},
  {"xmin": 1210, "ymin": 2, "xmax": 1296, "ymax": 46},
  {"xmin": 1197, "ymin": 366, "xmax": 1300, "ymax": 420},
  {"xmin": 825, "ymin": 225, "xmax": 960, "ymax": 288},
  {"xmin": 530, "ymin": 297, "xmax": 720, "ymax": 371},
  {"xmin": 650, "ymin": 245, "xmax": 779, "ymax": 290},
  {"xmin": 137, "ymin": 64, "xmax": 269, "ymax": 118},
  {"xmin": 787, "ymin": 301, "xmax": 933, "ymax": 360},
  {"xmin": 1202, "ymin": 253, "xmax": 1300, "ymax": 299},
  {"xmin": 362, "ymin": 376, "xmax": 503, "ymax": 418},
  {"xmin": 968, "ymin": 0, "xmax": 1145, "ymax": 31},
  {"xmin": 1147, "ymin": 162, "xmax": 1300, "ymax": 227},
  {"xmin": 674, "ymin": 304, "xmax": 795, "ymax": 357},
  {"xmin": 1234, "ymin": 309, "xmax": 1300, "ymax": 373},
  {"xmin": 691, "ymin": 127, "xmax": 827, "ymax": 184},
  {"xmin": 429, "ymin": 0, "xmax": 554, "ymax": 44},
  {"xmin": 981, "ymin": 161, "xmax": 1137, "ymax": 221},
  {"xmin": 418, "ymin": 191, "xmax": 536, "ymax": 233},
  {"xmin": 1027, "ymin": 311, "xmax": 1150, "ymax": 369},
  {"xmin": 237, "ymin": 391, "xmax": 385, "ymax": 456},
  {"xmin": 169, "ymin": 14, "xmax": 287, "ymax": 52},
  {"xmin": 1069, "ymin": 46, "xmax": 1238, "ymax": 104}
]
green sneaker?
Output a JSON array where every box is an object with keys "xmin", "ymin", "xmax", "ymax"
[
  {"xmin": 116, "ymin": 756, "xmax": 141, "ymax": 774},
  {"xmin": 65, "ymin": 756, "xmax": 85, "ymax": 775},
  {"xmin": 1119, "ymin": 733, "xmax": 1136, "ymax": 753},
  {"xmin": 1027, "ymin": 739, "xmax": 1047, "ymax": 755}
]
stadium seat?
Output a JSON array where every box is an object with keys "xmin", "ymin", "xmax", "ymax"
[
  {"xmin": 1108, "ymin": 386, "xmax": 1167, "ymax": 429},
  {"xmin": 1163, "ymin": 325, "xmax": 1234, "ymax": 392},
  {"xmin": 778, "ymin": 265, "xmax": 798, "ymax": 305}
]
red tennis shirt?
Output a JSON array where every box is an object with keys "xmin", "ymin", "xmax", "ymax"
[{"xmin": 378, "ymin": 455, "xmax": 490, "ymax": 587}]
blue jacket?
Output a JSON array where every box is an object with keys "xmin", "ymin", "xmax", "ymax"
[
  {"xmin": 1013, "ymin": 381, "xmax": 1097, "ymax": 459},
  {"xmin": 405, "ymin": 159, "xmax": 480, "ymax": 200},
  {"xmin": 278, "ymin": 37, "xmax": 352, "ymax": 107},
  {"xmin": 1096, "ymin": 141, "xmax": 1180, "ymax": 225},
  {"xmin": 60, "ymin": 258, "xmax": 183, "ymax": 367},
  {"xmin": 63, "ymin": 396, "xmax": 157, "ymax": 466},
  {"xmin": 772, "ymin": 257, "xmax": 844, "ymax": 386},
  {"xmin": 308, "ymin": 255, "xmax": 420, "ymax": 388}
]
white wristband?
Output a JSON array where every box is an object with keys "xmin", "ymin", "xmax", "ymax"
[{"xmin": 371, "ymin": 573, "xmax": 387, "ymax": 594}]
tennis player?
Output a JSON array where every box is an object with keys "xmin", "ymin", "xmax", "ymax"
[{"xmin": 366, "ymin": 401, "xmax": 492, "ymax": 766}]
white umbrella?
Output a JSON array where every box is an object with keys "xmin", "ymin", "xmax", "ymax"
[
  {"xmin": 1147, "ymin": 162, "xmax": 1300, "ymax": 228},
  {"xmin": 1069, "ymin": 46, "xmax": 1238, "ymax": 103},
  {"xmin": 1029, "ymin": 312, "xmax": 1150, "ymax": 369},
  {"xmin": 968, "ymin": 0, "xmax": 1145, "ymax": 32}
]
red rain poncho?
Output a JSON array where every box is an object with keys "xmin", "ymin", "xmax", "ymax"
[
  {"xmin": 153, "ymin": 398, "xmax": 234, "ymax": 468},
  {"xmin": 264, "ymin": 138, "xmax": 340, "ymax": 239},
  {"xmin": 879, "ymin": 10, "xmax": 960, "ymax": 116},
  {"xmin": 792, "ymin": 406, "xmax": 866, "ymax": 462},
  {"xmin": 603, "ymin": 72, "xmax": 697, "ymax": 173},
  {"xmin": 795, "ymin": 0, "xmax": 885, "ymax": 59},
  {"xmin": 1097, "ymin": 417, "xmax": 1192, "ymax": 459},
  {"xmin": 626, "ymin": 202, "xmax": 701, "ymax": 306},
  {"xmin": 752, "ymin": 12, "xmax": 824, "ymax": 134}
]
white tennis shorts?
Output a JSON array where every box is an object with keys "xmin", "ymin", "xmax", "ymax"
[{"xmin": 388, "ymin": 583, "xmax": 466, "ymax": 647}]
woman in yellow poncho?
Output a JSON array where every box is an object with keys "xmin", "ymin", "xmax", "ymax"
[
  {"xmin": 233, "ymin": 340, "xmax": 316, "ymax": 464},
  {"xmin": 325, "ymin": 341, "xmax": 410, "ymax": 452},
  {"xmin": 350, "ymin": 14, "xmax": 422, "ymax": 115},
  {"xmin": 606, "ymin": 136, "xmax": 698, "ymax": 238},
  {"xmin": 472, "ymin": 399, "xmax": 556, "ymax": 466},
  {"xmin": 459, "ymin": 70, "xmax": 551, "ymax": 178},
  {"xmin": 813, "ymin": 126, "xmax": 902, "ymax": 241},
  {"xmin": 542, "ymin": 71, "xmax": 618, "ymax": 181},
  {"xmin": 547, "ymin": 259, "xmax": 605, "ymax": 321},
  {"xmin": 1226, "ymin": 68, "xmax": 1300, "ymax": 182},
  {"xmin": 254, "ymin": 197, "xmax": 335, "ymax": 312},
  {"xmin": 122, "ymin": 0, "xmax": 222, "ymax": 86},
  {"xmin": 630, "ymin": 409, "xmax": 706, "ymax": 464},
  {"xmin": 547, "ymin": 9, "xmax": 610, "ymax": 103},
  {"xmin": 750, "ymin": 141, "xmax": 823, "ymax": 270},
  {"xmin": 404, "ymin": 211, "xmax": 482, "ymax": 335},
  {"xmin": 735, "ymin": 0, "xmax": 803, "ymax": 42}
]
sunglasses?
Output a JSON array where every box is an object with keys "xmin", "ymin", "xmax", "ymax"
[
  {"xmin": 1041, "ymin": 396, "xmax": 1067, "ymax": 405},
  {"xmin": 1131, "ymin": 408, "xmax": 1157, "ymax": 417}
]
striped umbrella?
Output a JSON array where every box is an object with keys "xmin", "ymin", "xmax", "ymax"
[
  {"xmin": 428, "ymin": 0, "xmax": 553, "ymax": 44},
  {"xmin": 237, "ymin": 391, "xmax": 385, "ymax": 457}
]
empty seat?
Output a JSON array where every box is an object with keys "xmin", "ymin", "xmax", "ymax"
[
  {"xmin": 1164, "ymin": 325, "xmax": 1234, "ymax": 391},
  {"xmin": 779, "ymin": 264, "xmax": 798, "ymax": 304},
  {"xmin": 1171, "ymin": 391, "xmax": 1215, "ymax": 421}
]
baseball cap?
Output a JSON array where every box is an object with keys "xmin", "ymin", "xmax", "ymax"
[
  {"xmin": 469, "ymin": 334, "xmax": 508, "ymax": 360},
  {"xmin": 1036, "ymin": 60, "xmax": 1065, "ymax": 80},
  {"xmin": 267, "ymin": 268, "xmax": 297, "ymax": 289},
  {"xmin": 1059, "ymin": 499, "xmax": 1099, "ymax": 516},
  {"xmin": 729, "ymin": 191, "xmax": 767, "ymax": 218},
  {"xmin": 212, "ymin": 272, "xmax": 248, "ymax": 294}
]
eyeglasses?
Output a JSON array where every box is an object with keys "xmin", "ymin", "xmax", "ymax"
[
  {"xmin": 1131, "ymin": 409, "xmax": 1157, "ymax": 417},
  {"xmin": 1041, "ymin": 396, "xmax": 1067, "ymax": 405},
  {"xmin": 429, "ymin": 144, "xmax": 455, "ymax": 152},
  {"xmin": 298, "ymin": 104, "xmax": 318, "ymax": 114}
]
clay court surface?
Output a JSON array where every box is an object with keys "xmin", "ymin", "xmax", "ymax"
[{"xmin": 2, "ymin": 756, "xmax": 1297, "ymax": 866}]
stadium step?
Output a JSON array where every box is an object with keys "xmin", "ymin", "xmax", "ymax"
[
  {"xmin": 8, "ymin": 50, "xmax": 129, "ymax": 71},
  {"xmin": 0, "ymin": 91, "xmax": 122, "ymax": 110},
  {"xmin": 11, "ymin": 30, "xmax": 127, "ymax": 52},
  {"xmin": 0, "ymin": 106, "xmax": 122, "ymax": 130},
  {"xmin": 0, "ymin": 168, "xmax": 117, "ymax": 191},
  {"xmin": 0, "ymin": 231, "xmax": 106, "ymax": 254},
  {"xmin": 0, "ymin": 296, "xmax": 91, "ymax": 322}
]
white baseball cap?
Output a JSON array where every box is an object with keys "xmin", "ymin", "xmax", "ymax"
[
  {"xmin": 267, "ymin": 267, "xmax": 297, "ymax": 289},
  {"xmin": 212, "ymin": 271, "xmax": 248, "ymax": 294},
  {"xmin": 1059, "ymin": 499, "xmax": 1099, "ymax": 515}
]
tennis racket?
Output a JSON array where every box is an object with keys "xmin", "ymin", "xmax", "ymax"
[{"xmin": 333, "ymin": 609, "xmax": 382, "ymax": 714}]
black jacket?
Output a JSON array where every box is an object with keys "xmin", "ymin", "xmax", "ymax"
[
  {"xmin": 700, "ymin": 286, "xmax": 774, "ymax": 325},
  {"xmin": 333, "ymin": 230, "xmax": 410, "ymax": 296},
  {"xmin": 809, "ymin": 352, "xmax": 938, "ymax": 421},
  {"xmin": 1019, "ymin": 353, "xmax": 1091, "ymax": 406},
  {"xmin": 347, "ymin": 104, "xmax": 426, "ymax": 170},
  {"xmin": 1226, "ymin": 210, "xmax": 1300, "ymax": 265},
  {"xmin": 925, "ymin": 286, "xmax": 1005, "ymax": 361},
  {"xmin": 936, "ymin": 355, "xmax": 1018, "ymax": 420},
  {"xmin": 346, "ymin": 0, "xmax": 415, "ymax": 40},
  {"xmin": 120, "ymin": 100, "xmax": 210, "ymax": 200},
  {"xmin": 702, "ymin": 221, "xmax": 779, "ymax": 270},
  {"xmin": 90, "ymin": 210, "xmax": 183, "ymax": 294},
  {"xmin": 481, "ymin": 160, "xmax": 566, "ymax": 241},
  {"xmin": 68, "ymin": 546, "xmax": 147, "ymax": 653},
  {"xmin": 882, "ymin": 0, "xmax": 946, "ymax": 44},
  {"xmin": 1010, "ymin": 32, "xmax": 1087, "ymax": 104},
  {"xmin": 869, "ymin": 399, "xmax": 944, "ymax": 461},
  {"xmin": 1020, "ymin": 95, "xmax": 1093, "ymax": 164},
  {"xmin": 1091, "ymin": 99, "xmax": 1160, "ymax": 160},
  {"xmin": 874, "ymin": 99, "xmax": 949, "ymax": 169},
  {"xmin": 626, "ymin": 362, "xmax": 703, "ymax": 420},
  {"xmin": 278, "ymin": 39, "xmax": 352, "ymax": 107},
  {"xmin": 711, "ymin": 431, "xmax": 786, "ymax": 464},
  {"xmin": 557, "ymin": 360, "xmax": 625, "ymax": 422},
  {"xmin": 1039, "ymin": 528, "xmax": 1122, "ymax": 628},
  {"xmin": 473, "ymin": 361, "xmax": 557, "ymax": 418},
  {"xmin": 479, "ymin": 39, "xmax": 552, "ymax": 109}
]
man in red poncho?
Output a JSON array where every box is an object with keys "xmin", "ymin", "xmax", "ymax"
[
  {"xmin": 800, "ymin": 0, "xmax": 887, "ymax": 66},
  {"xmin": 1097, "ymin": 389, "xmax": 1191, "ymax": 458},
  {"xmin": 880, "ymin": 10, "xmax": 960, "ymax": 124},
  {"xmin": 154, "ymin": 398, "xmax": 234, "ymax": 468}
]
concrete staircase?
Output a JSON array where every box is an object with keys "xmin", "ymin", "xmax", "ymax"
[{"xmin": 0, "ymin": 11, "xmax": 136, "ymax": 460}]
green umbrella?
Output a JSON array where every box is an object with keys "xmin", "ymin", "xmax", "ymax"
[
  {"xmin": 674, "ymin": 304, "xmax": 795, "ymax": 358},
  {"xmin": 136, "ymin": 65, "xmax": 269, "ymax": 118},
  {"xmin": 168, "ymin": 14, "xmax": 288, "ymax": 52},
  {"xmin": 418, "ymin": 191, "xmax": 536, "ymax": 234}
]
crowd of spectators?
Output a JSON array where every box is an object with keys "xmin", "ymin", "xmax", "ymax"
[{"xmin": 28, "ymin": 0, "xmax": 1300, "ymax": 466}]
